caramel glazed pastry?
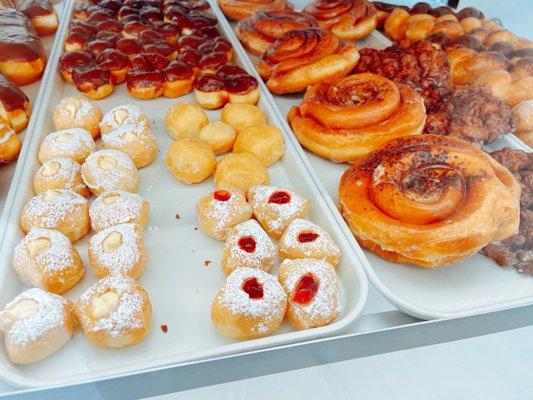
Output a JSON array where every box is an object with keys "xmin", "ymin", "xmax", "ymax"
[
  {"xmin": 217, "ymin": 0, "xmax": 294, "ymax": 21},
  {"xmin": 338, "ymin": 134, "xmax": 521, "ymax": 268}
]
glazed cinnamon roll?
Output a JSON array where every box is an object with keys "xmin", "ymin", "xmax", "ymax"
[
  {"xmin": 338, "ymin": 134, "xmax": 521, "ymax": 268},
  {"xmin": 304, "ymin": 0, "xmax": 377, "ymax": 41},
  {"xmin": 287, "ymin": 73, "xmax": 426, "ymax": 162},
  {"xmin": 257, "ymin": 28, "xmax": 359, "ymax": 94},
  {"xmin": 236, "ymin": 10, "xmax": 318, "ymax": 56},
  {"xmin": 217, "ymin": 0, "xmax": 293, "ymax": 21}
]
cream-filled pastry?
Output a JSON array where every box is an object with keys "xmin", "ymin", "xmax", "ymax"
[
  {"xmin": 33, "ymin": 157, "xmax": 91, "ymax": 197},
  {"xmin": 90, "ymin": 191, "xmax": 150, "ymax": 232},
  {"xmin": 53, "ymin": 96, "xmax": 103, "ymax": 138},
  {"xmin": 38, "ymin": 128, "xmax": 95, "ymax": 164}
]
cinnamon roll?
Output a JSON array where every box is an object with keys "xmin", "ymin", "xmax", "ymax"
[
  {"xmin": 288, "ymin": 73, "xmax": 426, "ymax": 162},
  {"xmin": 338, "ymin": 134, "xmax": 521, "ymax": 268},
  {"xmin": 217, "ymin": 0, "xmax": 293, "ymax": 21},
  {"xmin": 257, "ymin": 28, "xmax": 359, "ymax": 94}
]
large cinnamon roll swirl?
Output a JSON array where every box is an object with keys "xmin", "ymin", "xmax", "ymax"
[
  {"xmin": 304, "ymin": 0, "xmax": 378, "ymax": 41},
  {"xmin": 287, "ymin": 73, "xmax": 426, "ymax": 162},
  {"xmin": 257, "ymin": 28, "xmax": 359, "ymax": 94},
  {"xmin": 339, "ymin": 134, "xmax": 521, "ymax": 268},
  {"xmin": 217, "ymin": 0, "xmax": 293, "ymax": 21},
  {"xmin": 236, "ymin": 10, "xmax": 318, "ymax": 56}
]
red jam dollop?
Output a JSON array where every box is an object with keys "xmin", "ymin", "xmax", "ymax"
[
  {"xmin": 242, "ymin": 277, "xmax": 263, "ymax": 299},
  {"xmin": 297, "ymin": 232, "xmax": 319, "ymax": 243},
  {"xmin": 268, "ymin": 191, "xmax": 291, "ymax": 204},
  {"xmin": 213, "ymin": 189, "xmax": 231, "ymax": 201},
  {"xmin": 238, "ymin": 236, "xmax": 256, "ymax": 253},
  {"xmin": 293, "ymin": 273, "xmax": 318, "ymax": 304}
]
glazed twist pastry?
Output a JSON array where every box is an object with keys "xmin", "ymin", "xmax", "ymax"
[
  {"xmin": 288, "ymin": 73, "xmax": 426, "ymax": 162},
  {"xmin": 217, "ymin": 0, "xmax": 293, "ymax": 21},
  {"xmin": 236, "ymin": 10, "xmax": 318, "ymax": 56},
  {"xmin": 257, "ymin": 27, "xmax": 359, "ymax": 94},
  {"xmin": 304, "ymin": 0, "xmax": 378, "ymax": 41},
  {"xmin": 338, "ymin": 134, "xmax": 521, "ymax": 268}
]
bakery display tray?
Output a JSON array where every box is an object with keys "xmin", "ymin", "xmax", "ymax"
[{"xmin": 0, "ymin": 0, "xmax": 368, "ymax": 387}]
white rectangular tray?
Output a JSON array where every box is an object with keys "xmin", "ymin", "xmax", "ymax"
[
  {"xmin": 0, "ymin": 0, "xmax": 368, "ymax": 387},
  {"xmin": 212, "ymin": 3, "xmax": 533, "ymax": 320}
]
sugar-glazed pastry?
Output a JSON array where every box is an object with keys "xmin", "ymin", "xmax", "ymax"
[
  {"xmin": 81, "ymin": 149, "xmax": 139, "ymax": 196},
  {"xmin": 278, "ymin": 258, "xmax": 340, "ymax": 330},
  {"xmin": 20, "ymin": 189, "xmax": 90, "ymax": 242},
  {"xmin": 74, "ymin": 276, "xmax": 152, "ymax": 348},
  {"xmin": 220, "ymin": 103, "xmax": 267, "ymax": 134},
  {"xmin": 211, "ymin": 268, "xmax": 287, "ymax": 339},
  {"xmin": 233, "ymin": 124, "xmax": 285, "ymax": 166},
  {"xmin": 0, "ymin": 120, "xmax": 21, "ymax": 165},
  {"xmin": 88, "ymin": 223, "xmax": 147, "ymax": 280},
  {"xmin": 166, "ymin": 138, "xmax": 217, "ymax": 184},
  {"xmin": 13, "ymin": 228, "xmax": 84, "ymax": 294},
  {"xmin": 53, "ymin": 96, "xmax": 103, "ymax": 139},
  {"xmin": 198, "ymin": 121, "xmax": 236, "ymax": 155},
  {"xmin": 247, "ymin": 185, "xmax": 310, "ymax": 239},
  {"xmin": 278, "ymin": 219, "xmax": 340, "ymax": 266},
  {"xmin": 101, "ymin": 124, "xmax": 158, "ymax": 168},
  {"xmin": 38, "ymin": 128, "xmax": 95, "ymax": 164},
  {"xmin": 197, "ymin": 189, "xmax": 253, "ymax": 241},
  {"xmin": 99, "ymin": 105, "xmax": 152, "ymax": 136},
  {"xmin": 165, "ymin": 102, "xmax": 209, "ymax": 140},
  {"xmin": 0, "ymin": 289, "xmax": 75, "ymax": 364},
  {"xmin": 33, "ymin": 158, "xmax": 91, "ymax": 197},
  {"xmin": 214, "ymin": 153, "xmax": 270, "ymax": 194},
  {"xmin": 222, "ymin": 219, "xmax": 276, "ymax": 276},
  {"xmin": 90, "ymin": 191, "xmax": 150, "ymax": 232}
]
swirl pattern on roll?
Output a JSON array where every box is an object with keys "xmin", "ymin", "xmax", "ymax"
[
  {"xmin": 304, "ymin": 0, "xmax": 377, "ymax": 40},
  {"xmin": 288, "ymin": 73, "xmax": 426, "ymax": 162},
  {"xmin": 257, "ymin": 27, "xmax": 359, "ymax": 94},
  {"xmin": 338, "ymin": 134, "xmax": 521, "ymax": 268},
  {"xmin": 236, "ymin": 10, "xmax": 318, "ymax": 56},
  {"xmin": 217, "ymin": 0, "xmax": 293, "ymax": 21}
]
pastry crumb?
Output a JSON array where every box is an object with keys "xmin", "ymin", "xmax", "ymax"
[
  {"xmin": 160, "ymin": 324, "xmax": 168, "ymax": 333},
  {"xmin": 204, "ymin": 260, "xmax": 212, "ymax": 267},
  {"xmin": 175, "ymin": 213, "xmax": 180, "ymax": 220}
]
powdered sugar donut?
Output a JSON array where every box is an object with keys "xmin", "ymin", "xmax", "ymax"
[
  {"xmin": 247, "ymin": 185, "xmax": 310, "ymax": 239},
  {"xmin": 278, "ymin": 219, "xmax": 340, "ymax": 266},
  {"xmin": 197, "ymin": 189, "xmax": 253, "ymax": 241},
  {"xmin": 13, "ymin": 229, "xmax": 85, "ymax": 294},
  {"xmin": 99, "ymin": 105, "xmax": 151, "ymax": 135},
  {"xmin": 88, "ymin": 223, "xmax": 147, "ymax": 280},
  {"xmin": 75, "ymin": 276, "xmax": 152, "ymax": 348},
  {"xmin": 33, "ymin": 158, "xmax": 91, "ymax": 197},
  {"xmin": 20, "ymin": 189, "xmax": 90, "ymax": 242},
  {"xmin": 222, "ymin": 219, "xmax": 276, "ymax": 276},
  {"xmin": 211, "ymin": 268, "xmax": 287, "ymax": 339},
  {"xmin": 90, "ymin": 191, "xmax": 150, "ymax": 232},
  {"xmin": 53, "ymin": 96, "xmax": 103, "ymax": 138},
  {"xmin": 0, "ymin": 288, "xmax": 75, "ymax": 364},
  {"xmin": 81, "ymin": 149, "xmax": 139, "ymax": 195},
  {"xmin": 278, "ymin": 258, "xmax": 340, "ymax": 330},
  {"xmin": 38, "ymin": 128, "xmax": 95, "ymax": 164}
]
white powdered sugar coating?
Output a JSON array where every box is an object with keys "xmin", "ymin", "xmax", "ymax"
[
  {"xmin": 90, "ymin": 191, "xmax": 145, "ymax": 230},
  {"xmin": 1, "ymin": 288, "xmax": 67, "ymax": 346},
  {"xmin": 42, "ymin": 128, "xmax": 95, "ymax": 156},
  {"xmin": 224, "ymin": 220, "xmax": 275, "ymax": 270},
  {"xmin": 22, "ymin": 189, "xmax": 87, "ymax": 227},
  {"xmin": 14, "ymin": 228, "xmax": 74, "ymax": 274},
  {"xmin": 78, "ymin": 276, "xmax": 146, "ymax": 336},
  {"xmin": 199, "ymin": 190, "xmax": 252, "ymax": 238},
  {"xmin": 280, "ymin": 258, "xmax": 340, "ymax": 321},
  {"xmin": 100, "ymin": 105, "xmax": 149, "ymax": 132},
  {"xmin": 82, "ymin": 149, "xmax": 138, "ymax": 192},
  {"xmin": 89, "ymin": 223, "xmax": 141, "ymax": 275},
  {"xmin": 37, "ymin": 158, "xmax": 85, "ymax": 192},
  {"xmin": 247, "ymin": 185, "xmax": 309, "ymax": 233},
  {"xmin": 280, "ymin": 219, "xmax": 340, "ymax": 261},
  {"xmin": 217, "ymin": 268, "xmax": 286, "ymax": 333},
  {"xmin": 57, "ymin": 97, "xmax": 95, "ymax": 120}
]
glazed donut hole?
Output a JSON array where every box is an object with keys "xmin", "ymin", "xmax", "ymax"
[
  {"xmin": 166, "ymin": 138, "xmax": 217, "ymax": 184},
  {"xmin": 165, "ymin": 102, "xmax": 209, "ymax": 139},
  {"xmin": 214, "ymin": 152, "xmax": 270, "ymax": 194},
  {"xmin": 90, "ymin": 190, "xmax": 150, "ymax": 232},
  {"xmin": 220, "ymin": 103, "xmax": 267, "ymax": 134},
  {"xmin": 53, "ymin": 96, "xmax": 103, "ymax": 139},
  {"xmin": 33, "ymin": 157, "xmax": 91, "ymax": 197},
  {"xmin": 233, "ymin": 123, "xmax": 285, "ymax": 166},
  {"xmin": 99, "ymin": 104, "xmax": 152, "ymax": 135},
  {"xmin": 38, "ymin": 128, "xmax": 95, "ymax": 164},
  {"xmin": 81, "ymin": 149, "xmax": 139, "ymax": 195},
  {"xmin": 198, "ymin": 121, "xmax": 236, "ymax": 155}
]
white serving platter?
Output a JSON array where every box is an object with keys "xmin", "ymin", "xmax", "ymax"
[
  {"xmin": 211, "ymin": 1, "xmax": 533, "ymax": 320},
  {"xmin": 0, "ymin": 0, "xmax": 368, "ymax": 387}
]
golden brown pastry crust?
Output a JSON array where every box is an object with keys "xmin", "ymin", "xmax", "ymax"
[{"xmin": 217, "ymin": 0, "xmax": 293, "ymax": 21}]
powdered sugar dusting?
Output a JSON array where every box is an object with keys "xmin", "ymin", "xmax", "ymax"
[
  {"xmin": 100, "ymin": 105, "xmax": 149, "ymax": 132},
  {"xmin": 22, "ymin": 189, "xmax": 87, "ymax": 228},
  {"xmin": 90, "ymin": 191, "xmax": 145, "ymax": 231},
  {"xmin": 36, "ymin": 158, "xmax": 86, "ymax": 192},
  {"xmin": 41, "ymin": 128, "xmax": 95, "ymax": 157},
  {"xmin": 56, "ymin": 97, "xmax": 96, "ymax": 120},
  {"xmin": 81, "ymin": 149, "xmax": 138, "ymax": 192}
]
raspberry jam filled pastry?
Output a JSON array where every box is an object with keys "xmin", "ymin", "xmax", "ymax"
[
  {"xmin": 222, "ymin": 219, "xmax": 276, "ymax": 276},
  {"xmin": 278, "ymin": 258, "xmax": 340, "ymax": 330},
  {"xmin": 13, "ymin": 228, "xmax": 85, "ymax": 294},
  {"xmin": 211, "ymin": 268, "xmax": 287, "ymax": 339},
  {"xmin": 246, "ymin": 185, "xmax": 310, "ymax": 239},
  {"xmin": 197, "ymin": 189, "xmax": 253, "ymax": 241},
  {"xmin": 0, "ymin": 288, "xmax": 75, "ymax": 364},
  {"xmin": 75, "ymin": 276, "xmax": 152, "ymax": 348},
  {"xmin": 38, "ymin": 128, "xmax": 95, "ymax": 164},
  {"xmin": 278, "ymin": 219, "xmax": 341, "ymax": 267},
  {"xmin": 34, "ymin": 158, "xmax": 91, "ymax": 197},
  {"xmin": 90, "ymin": 191, "xmax": 150, "ymax": 232}
]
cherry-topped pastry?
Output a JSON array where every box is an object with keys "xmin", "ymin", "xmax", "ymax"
[
  {"xmin": 278, "ymin": 219, "xmax": 341, "ymax": 267},
  {"xmin": 211, "ymin": 268, "xmax": 287, "ymax": 339},
  {"xmin": 247, "ymin": 185, "xmax": 310, "ymax": 239},
  {"xmin": 196, "ymin": 189, "xmax": 253, "ymax": 241},
  {"xmin": 278, "ymin": 258, "xmax": 340, "ymax": 330},
  {"xmin": 222, "ymin": 219, "xmax": 276, "ymax": 276}
]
